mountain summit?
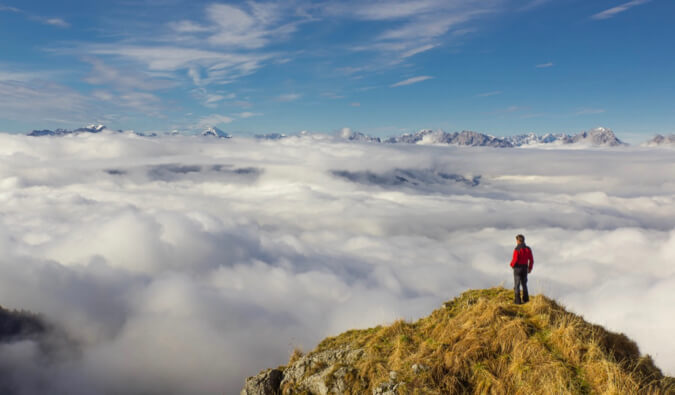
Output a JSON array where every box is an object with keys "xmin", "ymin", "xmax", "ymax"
[
  {"xmin": 242, "ymin": 287, "xmax": 674, "ymax": 394},
  {"xmin": 201, "ymin": 126, "xmax": 231, "ymax": 138}
]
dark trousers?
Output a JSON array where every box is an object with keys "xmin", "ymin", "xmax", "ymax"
[{"xmin": 513, "ymin": 265, "xmax": 529, "ymax": 304}]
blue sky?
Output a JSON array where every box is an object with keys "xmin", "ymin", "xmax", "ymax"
[{"xmin": 0, "ymin": 0, "xmax": 673, "ymax": 141}]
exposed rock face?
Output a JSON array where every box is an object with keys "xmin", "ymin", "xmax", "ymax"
[
  {"xmin": 241, "ymin": 369, "xmax": 283, "ymax": 395},
  {"xmin": 255, "ymin": 133, "xmax": 287, "ymax": 140},
  {"xmin": 338, "ymin": 128, "xmax": 381, "ymax": 143},
  {"xmin": 201, "ymin": 126, "xmax": 232, "ymax": 138},
  {"xmin": 643, "ymin": 134, "xmax": 675, "ymax": 147},
  {"xmin": 280, "ymin": 347, "xmax": 365, "ymax": 394},
  {"xmin": 571, "ymin": 127, "xmax": 624, "ymax": 146},
  {"xmin": 384, "ymin": 129, "xmax": 512, "ymax": 147},
  {"xmin": 27, "ymin": 124, "xmax": 109, "ymax": 137}
]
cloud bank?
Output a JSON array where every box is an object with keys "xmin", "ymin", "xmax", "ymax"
[{"xmin": 0, "ymin": 132, "xmax": 674, "ymax": 393}]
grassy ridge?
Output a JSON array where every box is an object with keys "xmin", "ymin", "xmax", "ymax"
[{"xmin": 285, "ymin": 287, "xmax": 674, "ymax": 394}]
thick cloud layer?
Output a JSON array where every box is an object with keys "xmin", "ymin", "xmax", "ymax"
[{"xmin": 0, "ymin": 132, "xmax": 674, "ymax": 394}]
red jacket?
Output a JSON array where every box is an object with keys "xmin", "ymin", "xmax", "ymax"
[{"xmin": 510, "ymin": 244, "xmax": 533, "ymax": 271}]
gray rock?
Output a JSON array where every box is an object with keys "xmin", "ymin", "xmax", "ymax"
[
  {"xmin": 240, "ymin": 368, "xmax": 283, "ymax": 395},
  {"xmin": 280, "ymin": 346, "xmax": 365, "ymax": 395},
  {"xmin": 570, "ymin": 127, "xmax": 624, "ymax": 146},
  {"xmin": 372, "ymin": 379, "xmax": 401, "ymax": 395},
  {"xmin": 643, "ymin": 134, "xmax": 675, "ymax": 147}
]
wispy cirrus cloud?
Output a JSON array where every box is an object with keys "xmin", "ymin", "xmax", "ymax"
[
  {"xmin": 83, "ymin": 57, "xmax": 176, "ymax": 91},
  {"xmin": 237, "ymin": 112, "xmax": 262, "ymax": 118},
  {"xmin": 391, "ymin": 75, "xmax": 433, "ymax": 87},
  {"xmin": 321, "ymin": 92, "xmax": 345, "ymax": 99},
  {"xmin": 576, "ymin": 108, "xmax": 606, "ymax": 115},
  {"xmin": 476, "ymin": 90, "xmax": 502, "ymax": 97},
  {"xmin": 53, "ymin": 1, "xmax": 308, "ymax": 121},
  {"xmin": 400, "ymin": 44, "xmax": 437, "ymax": 58},
  {"xmin": 0, "ymin": 4, "xmax": 69, "ymax": 27},
  {"xmin": 44, "ymin": 18, "xmax": 70, "ymax": 28},
  {"xmin": 592, "ymin": 0, "xmax": 650, "ymax": 20},
  {"xmin": 196, "ymin": 114, "xmax": 233, "ymax": 128},
  {"xmin": 332, "ymin": 0, "xmax": 501, "ymax": 68},
  {"xmin": 536, "ymin": 62, "xmax": 554, "ymax": 68},
  {"xmin": 0, "ymin": 79, "xmax": 90, "ymax": 124},
  {"xmin": 519, "ymin": 0, "xmax": 555, "ymax": 11},
  {"xmin": 0, "ymin": 5, "xmax": 20, "ymax": 12},
  {"xmin": 276, "ymin": 93, "xmax": 301, "ymax": 102}
]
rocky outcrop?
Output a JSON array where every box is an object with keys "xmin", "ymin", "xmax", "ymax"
[
  {"xmin": 242, "ymin": 287, "xmax": 675, "ymax": 394},
  {"xmin": 570, "ymin": 127, "xmax": 624, "ymax": 146},
  {"xmin": 241, "ymin": 369, "xmax": 283, "ymax": 395},
  {"xmin": 280, "ymin": 347, "xmax": 365, "ymax": 394},
  {"xmin": 643, "ymin": 134, "xmax": 675, "ymax": 147}
]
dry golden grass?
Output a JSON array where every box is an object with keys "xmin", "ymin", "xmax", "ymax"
[{"xmin": 284, "ymin": 287, "xmax": 675, "ymax": 394}]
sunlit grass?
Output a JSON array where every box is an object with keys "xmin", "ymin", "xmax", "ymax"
[{"xmin": 281, "ymin": 287, "xmax": 674, "ymax": 394}]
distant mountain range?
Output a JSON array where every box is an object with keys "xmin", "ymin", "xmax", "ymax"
[
  {"xmin": 27, "ymin": 125, "xmax": 231, "ymax": 138},
  {"xmin": 27, "ymin": 124, "xmax": 111, "ymax": 136},
  {"xmin": 642, "ymin": 134, "xmax": 675, "ymax": 147},
  {"xmin": 341, "ymin": 127, "xmax": 627, "ymax": 147},
  {"xmin": 25, "ymin": 125, "xmax": 674, "ymax": 148}
]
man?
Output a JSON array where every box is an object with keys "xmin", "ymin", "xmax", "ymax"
[{"xmin": 510, "ymin": 234, "xmax": 533, "ymax": 304}]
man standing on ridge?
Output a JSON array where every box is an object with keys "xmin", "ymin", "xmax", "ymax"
[{"xmin": 510, "ymin": 234, "xmax": 533, "ymax": 304}]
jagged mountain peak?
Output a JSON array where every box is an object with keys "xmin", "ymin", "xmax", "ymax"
[
  {"xmin": 643, "ymin": 134, "xmax": 675, "ymax": 147},
  {"xmin": 201, "ymin": 126, "xmax": 232, "ymax": 138}
]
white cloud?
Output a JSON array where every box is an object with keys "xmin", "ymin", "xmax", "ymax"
[
  {"xmin": 519, "ymin": 0, "xmax": 554, "ymax": 11},
  {"xmin": 44, "ymin": 17, "xmax": 70, "ymax": 28},
  {"xmin": 196, "ymin": 114, "xmax": 233, "ymax": 128},
  {"xmin": 0, "ymin": 5, "xmax": 69, "ymax": 27},
  {"xmin": 476, "ymin": 90, "xmax": 502, "ymax": 97},
  {"xmin": 0, "ymin": 79, "xmax": 91, "ymax": 123},
  {"xmin": 327, "ymin": 1, "xmax": 499, "ymax": 67},
  {"xmin": 237, "ymin": 112, "xmax": 262, "ymax": 118},
  {"xmin": 276, "ymin": 93, "xmax": 301, "ymax": 102},
  {"xmin": 536, "ymin": 62, "xmax": 554, "ymax": 68},
  {"xmin": 592, "ymin": 0, "xmax": 650, "ymax": 20},
  {"xmin": 83, "ymin": 57, "xmax": 176, "ymax": 91},
  {"xmin": 71, "ymin": 44, "xmax": 273, "ymax": 89},
  {"xmin": 390, "ymin": 75, "xmax": 433, "ymax": 87},
  {"xmin": 576, "ymin": 108, "xmax": 606, "ymax": 115},
  {"xmin": 168, "ymin": 20, "xmax": 212, "ymax": 33},
  {"xmin": 350, "ymin": 102, "xmax": 361, "ymax": 107},
  {"xmin": 321, "ymin": 92, "xmax": 345, "ymax": 99},
  {"xmin": 345, "ymin": 0, "xmax": 446, "ymax": 20},
  {"xmin": 166, "ymin": 2, "xmax": 306, "ymax": 50},
  {"xmin": 0, "ymin": 5, "xmax": 21, "ymax": 12},
  {"xmin": 0, "ymin": 134, "xmax": 674, "ymax": 394},
  {"xmin": 400, "ymin": 44, "xmax": 437, "ymax": 58}
]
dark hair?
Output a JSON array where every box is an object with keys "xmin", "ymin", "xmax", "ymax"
[{"xmin": 516, "ymin": 234, "xmax": 525, "ymax": 243}]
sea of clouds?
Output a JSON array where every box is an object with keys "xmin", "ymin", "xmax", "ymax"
[{"xmin": 0, "ymin": 131, "xmax": 673, "ymax": 394}]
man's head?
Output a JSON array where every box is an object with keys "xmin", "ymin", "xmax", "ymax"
[{"xmin": 516, "ymin": 234, "xmax": 525, "ymax": 245}]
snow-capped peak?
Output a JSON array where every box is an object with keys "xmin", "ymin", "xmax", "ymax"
[
  {"xmin": 85, "ymin": 124, "xmax": 107, "ymax": 132},
  {"xmin": 201, "ymin": 126, "xmax": 232, "ymax": 138}
]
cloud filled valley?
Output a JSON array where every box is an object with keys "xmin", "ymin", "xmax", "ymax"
[{"xmin": 0, "ymin": 132, "xmax": 674, "ymax": 394}]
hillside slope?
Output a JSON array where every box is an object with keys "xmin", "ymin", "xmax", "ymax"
[{"xmin": 242, "ymin": 287, "xmax": 674, "ymax": 394}]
